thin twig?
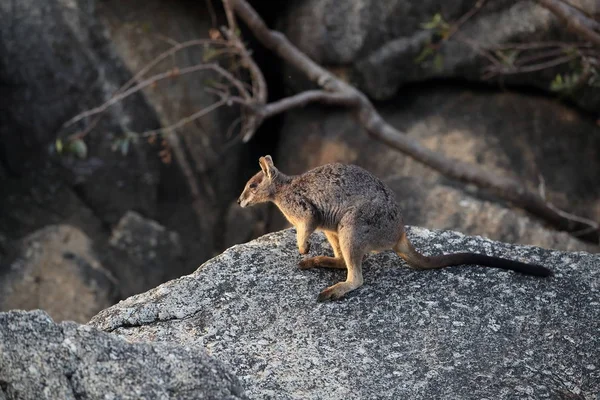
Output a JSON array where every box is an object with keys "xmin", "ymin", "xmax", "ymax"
[
  {"xmin": 61, "ymin": 39, "xmax": 230, "ymax": 130},
  {"xmin": 490, "ymin": 41, "xmax": 594, "ymax": 50},
  {"xmin": 483, "ymin": 53, "xmax": 579, "ymax": 78},
  {"xmin": 259, "ymin": 91, "xmax": 358, "ymax": 121},
  {"xmin": 141, "ymin": 99, "xmax": 227, "ymax": 137},
  {"xmin": 538, "ymin": 175, "xmax": 599, "ymax": 238},
  {"xmin": 536, "ymin": 0, "xmax": 600, "ymax": 46},
  {"xmin": 64, "ymin": 63, "xmax": 247, "ymax": 129},
  {"xmin": 446, "ymin": 0, "xmax": 488, "ymax": 41},
  {"xmin": 222, "ymin": 0, "xmax": 268, "ymax": 141},
  {"xmin": 205, "ymin": 0, "xmax": 218, "ymax": 28}
]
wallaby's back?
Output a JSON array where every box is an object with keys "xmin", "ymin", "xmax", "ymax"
[{"xmin": 281, "ymin": 163, "xmax": 402, "ymax": 230}]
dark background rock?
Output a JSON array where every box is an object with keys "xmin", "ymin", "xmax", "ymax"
[
  {"xmin": 278, "ymin": 0, "xmax": 600, "ymax": 113},
  {"xmin": 385, "ymin": 176, "xmax": 596, "ymax": 252},
  {"xmin": 98, "ymin": 0, "xmax": 253, "ymax": 267},
  {"xmin": 90, "ymin": 228, "xmax": 600, "ymax": 399},
  {"xmin": 0, "ymin": 0, "xmax": 259, "ymax": 314},
  {"xmin": 0, "ymin": 226, "xmax": 117, "ymax": 323},
  {"xmin": 0, "ymin": 310, "xmax": 248, "ymax": 400},
  {"xmin": 107, "ymin": 211, "xmax": 183, "ymax": 298},
  {"xmin": 0, "ymin": 0, "xmax": 162, "ymax": 224}
]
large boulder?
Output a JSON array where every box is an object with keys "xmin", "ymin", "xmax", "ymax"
[
  {"xmin": 0, "ymin": 225, "xmax": 116, "ymax": 323},
  {"xmin": 91, "ymin": 228, "xmax": 600, "ymax": 399},
  {"xmin": 278, "ymin": 0, "xmax": 599, "ymax": 112},
  {"xmin": 0, "ymin": 0, "xmax": 162, "ymax": 225},
  {"xmin": 0, "ymin": 310, "xmax": 247, "ymax": 400},
  {"xmin": 387, "ymin": 176, "xmax": 596, "ymax": 252},
  {"xmin": 273, "ymin": 86, "xmax": 600, "ymax": 247}
]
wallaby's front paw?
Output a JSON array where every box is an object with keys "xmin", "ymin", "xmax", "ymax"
[
  {"xmin": 317, "ymin": 283, "xmax": 349, "ymax": 302},
  {"xmin": 298, "ymin": 242, "xmax": 310, "ymax": 255},
  {"xmin": 298, "ymin": 258, "xmax": 315, "ymax": 270}
]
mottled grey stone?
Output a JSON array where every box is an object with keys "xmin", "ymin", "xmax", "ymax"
[
  {"xmin": 91, "ymin": 228, "xmax": 600, "ymax": 399},
  {"xmin": 0, "ymin": 310, "xmax": 247, "ymax": 400}
]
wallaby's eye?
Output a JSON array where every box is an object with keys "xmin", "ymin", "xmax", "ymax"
[{"xmin": 249, "ymin": 183, "xmax": 258, "ymax": 189}]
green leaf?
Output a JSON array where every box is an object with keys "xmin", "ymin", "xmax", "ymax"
[
  {"xmin": 495, "ymin": 50, "xmax": 519, "ymax": 67},
  {"xmin": 203, "ymin": 78, "xmax": 221, "ymax": 88},
  {"xmin": 414, "ymin": 45, "xmax": 434, "ymax": 64},
  {"xmin": 55, "ymin": 139, "xmax": 63, "ymax": 154},
  {"xmin": 68, "ymin": 139, "xmax": 88, "ymax": 159},
  {"xmin": 421, "ymin": 13, "xmax": 442, "ymax": 29}
]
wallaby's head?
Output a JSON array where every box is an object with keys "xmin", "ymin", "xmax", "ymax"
[{"xmin": 238, "ymin": 155, "xmax": 281, "ymax": 208}]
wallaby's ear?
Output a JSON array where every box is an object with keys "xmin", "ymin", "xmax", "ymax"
[{"xmin": 259, "ymin": 155, "xmax": 278, "ymax": 179}]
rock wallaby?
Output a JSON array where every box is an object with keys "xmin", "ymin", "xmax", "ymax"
[{"xmin": 238, "ymin": 155, "xmax": 552, "ymax": 302}]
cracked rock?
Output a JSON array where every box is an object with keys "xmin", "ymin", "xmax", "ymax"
[{"xmin": 0, "ymin": 310, "xmax": 247, "ymax": 400}]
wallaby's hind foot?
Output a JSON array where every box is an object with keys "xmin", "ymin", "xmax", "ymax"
[
  {"xmin": 317, "ymin": 281, "xmax": 362, "ymax": 302},
  {"xmin": 298, "ymin": 256, "xmax": 346, "ymax": 270}
]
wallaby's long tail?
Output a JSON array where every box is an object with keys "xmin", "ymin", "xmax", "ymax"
[{"xmin": 394, "ymin": 233, "xmax": 552, "ymax": 277}]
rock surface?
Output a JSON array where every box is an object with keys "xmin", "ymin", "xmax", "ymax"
[
  {"xmin": 0, "ymin": 310, "xmax": 247, "ymax": 400},
  {"xmin": 0, "ymin": 225, "xmax": 116, "ymax": 323},
  {"xmin": 91, "ymin": 228, "xmax": 600, "ymax": 399}
]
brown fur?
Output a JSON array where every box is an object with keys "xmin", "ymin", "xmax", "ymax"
[{"xmin": 238, "ymin": 156, "xmax": 552, "ymax": 301}]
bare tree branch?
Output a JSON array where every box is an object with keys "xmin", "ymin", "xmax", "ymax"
[
  {"xmin": 222, "ymin": 0, "xmax": 268, "ymax": 141},
  {"xmin": 260, "ymin": 91, "xmax": 358, "ymax": 121},
  {"xmin": 445, "ymin": 0, "xmax": 488, "ymax": 41},
  {"xmin": 228, "ymin": 0, "xmax": 599, "ymax": 242},
  {"xmin": 483, "ymin": 53, "xmax": 580, "ymax": 78},
  {"xmin": 536, "ymin": 0, "xmax": 600, "ymax": 46},
  {"xmin": 141, "ymin": 98, "xmax": 227, "ymax": 137},
  {"xmin": 63, "ymin": 63, "xmax": 247, "ymax": 129}
]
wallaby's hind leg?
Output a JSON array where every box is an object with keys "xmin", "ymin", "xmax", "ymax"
[
  {"xmin": 317, "ymin": 228, "xmax": 364, "ymax": 302},
  {"xmin": 299, "ymin": 231, "xmax": 346, "ymax": 270},
  {"xmin": 325, "ymin": 231, "xmax": 343, "ymax": 258}
]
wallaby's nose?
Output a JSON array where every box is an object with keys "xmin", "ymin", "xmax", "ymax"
[{"xmin": 237, "ymin": 197, "xmax": 241, "ymax": 205}]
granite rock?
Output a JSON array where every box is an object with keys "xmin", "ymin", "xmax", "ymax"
[
  {"xmin": 0, "ymin": 310, "xmax": 247, "ymax": 400},
  {"xmin": 90, "ymin": 228, "xmax": 600, "ymax": 399}
]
